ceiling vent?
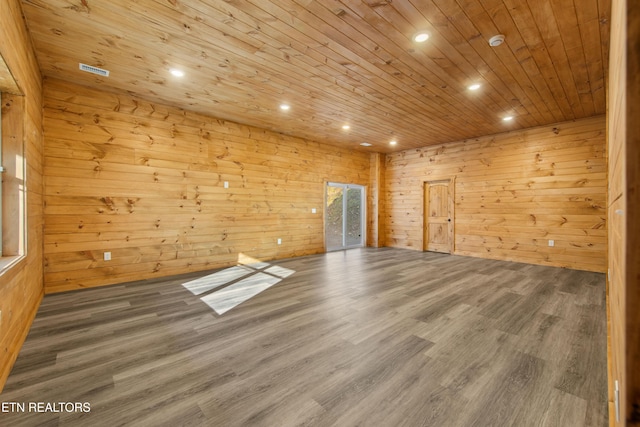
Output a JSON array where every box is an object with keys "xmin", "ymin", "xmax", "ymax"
[{"xmin": 79, "ymin": 63, "xmax": 110, "ymax": 77}]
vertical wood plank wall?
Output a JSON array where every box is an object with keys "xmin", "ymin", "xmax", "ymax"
[
  {"xmin": 384, "ymin": 116, "xmax": 607, "ymax": 272},
  {"xmin": 42, "ymin": 79, "xmax": 371, "ymax": 293},
  {"xmin": 0, "ymin": 0, "xmax": 44, "ymax": 392},
  {"xmin": 625, "ymin": 2, "xmax": 640, "ymax": 421},
  {"xmin": 608, "ymin": 0, "xmax": 640, "ymax": 425},
  {"xmin": 607, "ymin": 0, "xmax": 626, "ymax": 423},
  {"xmin": 367, "ymin": 153, "xmax": 385, "ymax": 248}
]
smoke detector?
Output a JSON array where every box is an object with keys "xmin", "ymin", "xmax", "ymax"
[{"xmin": 489, "ymin": 35, "xmax": 505, "ymax": 47}]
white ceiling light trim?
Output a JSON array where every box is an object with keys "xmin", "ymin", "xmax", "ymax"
[{"xmin": 413, "ymin": 31, "xmax": 430, "ymax": 42}]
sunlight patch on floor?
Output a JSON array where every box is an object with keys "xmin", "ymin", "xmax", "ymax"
[{"xmin": 182, "ymin": 257, "xmax": 296, "ymax": 315}]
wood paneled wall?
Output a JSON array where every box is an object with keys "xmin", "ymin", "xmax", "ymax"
[
  {"xmin": 607, "ymin": 0, "xmax": 640, "ymax": 425},
  {"xmin": 367, "ymin": 153, "xmax": 386, "ymax": 248},
  {"xmin": 0, "ymin": 0, "xmax": 44, "ymax": 392},
  {"xmin": 384, "ymin": 116, "xmax": 607, "ymax": 272},
  {"xmin": 43, "ymin": 79, "xmax": 371, "ymax": 293}
]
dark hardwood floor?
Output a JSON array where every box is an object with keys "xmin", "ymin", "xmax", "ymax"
[{"xmin": 1, "ymin": 248, "xmax": 607, "ymax": 426}]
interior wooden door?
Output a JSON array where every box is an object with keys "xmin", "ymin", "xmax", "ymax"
[{"xmin": 424, "ymin": 179, "xmax": 454, "ymax": 254}]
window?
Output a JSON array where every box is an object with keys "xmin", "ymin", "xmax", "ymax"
[{"xmin": 0, "ymin": 91, "xmax": 27, "ymax": 273}]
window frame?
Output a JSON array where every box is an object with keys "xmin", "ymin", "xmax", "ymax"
[{"xmin": 0, "ymin": 91, "xmax": 27, "ymax": 275}]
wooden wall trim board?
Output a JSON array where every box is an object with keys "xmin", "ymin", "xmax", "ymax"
[
  {"xmin": 385, "ymin": 116, "xmax": 607, "ymax": 273},
  {"xmin": 0, "ymin": 0, "xmax": 44, "ymax": 393},
  {"xmin": 367, "ymin": 153, "xmax": 385, "ymax": 248},
  {"xmin": 608, "ymin": 0, "xmax": 640, "ymax": 425},
  {"xmin": 626, "ymin": 2, "xmax": 640, "ymax": 422},
  {"xmin": 42, "ymin": 78, "xmax": 371, "ymax": 293},
  {"xmin": 607, "ymin": 0, "xmax": 626, "ymax": 424}
]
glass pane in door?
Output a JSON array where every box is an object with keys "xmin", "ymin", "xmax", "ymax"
[
  {"xmin": 345, "ymin": 187, "xmax": 363, "ymax": 246},
  {"xmin": 326, "ymin": 185, "xmax": 344, "ymax": 250}
]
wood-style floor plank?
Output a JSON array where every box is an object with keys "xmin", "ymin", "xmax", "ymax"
[{"xmin": 1, "ymin": 248, "xmax": 607, "ymax": 426}]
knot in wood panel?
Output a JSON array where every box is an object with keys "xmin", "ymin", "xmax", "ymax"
[{"xmin": 101, "ymin": 197, "xmax": 117, "ymax": 211}]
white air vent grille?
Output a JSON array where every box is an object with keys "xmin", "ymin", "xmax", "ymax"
[{"xmin": 79, "ymin": 63, "xmax": 110, "ymax": 77}]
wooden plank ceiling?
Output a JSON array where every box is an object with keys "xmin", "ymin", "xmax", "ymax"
[{"xmin": 20, "ymin": 0, "xmax": 611, "ymax": 152}]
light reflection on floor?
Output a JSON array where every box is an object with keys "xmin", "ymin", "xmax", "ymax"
[{"xmin": 182, "ymin": 262, "xmax": 296, "ymax": 315}]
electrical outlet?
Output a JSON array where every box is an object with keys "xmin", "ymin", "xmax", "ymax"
[
  {"xmin": 224, "ymin": 181, "xmax": 229, "ymax": 189},
  {"xmin": 548, "ymin": 240, "xmax": 554, "ymax": 247},
  {"xmin": 277, "ymin": 238, "xmax": 282, "ymax": 245},
  {"xmin": 104, "ymin": 252, "xmax": 111, "ymax": 261},
  {"xmin": 312, "ymin": 208, "xmax": 317, "ymax": 214}
]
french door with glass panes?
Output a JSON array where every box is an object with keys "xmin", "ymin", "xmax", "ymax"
[{"xmin": 325, "ymin": 183, "xmax": 365, "ymax": 251}]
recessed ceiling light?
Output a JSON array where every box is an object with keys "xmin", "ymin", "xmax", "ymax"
[
  {"xmin": 342, "ymin": 124, "xmax": 350, "ymax": 130},
  {"xmin": 390, "ymin": 140, "xmax": 397, "ymax": 146},
  {"xmin": 170, "ymin": 69, "xmax": 184, "ymax": 77},
  {"xmin": 413, "ymin": 31, "xmax": 430, "ymax": 43},
  {"xmin": 503, "ymin": 116, "xmax": 514, "ymax": 122},
  {"xmin": 468, "ymin": 83, "xmax": 481, "ymax": 91},
  {"xmin": 360, "ymin": 142, "xmax": 372, "ymax": 147},
  {"xmin": 280, "ymin": 104, "xmax": 290, "ymax": 111}
]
